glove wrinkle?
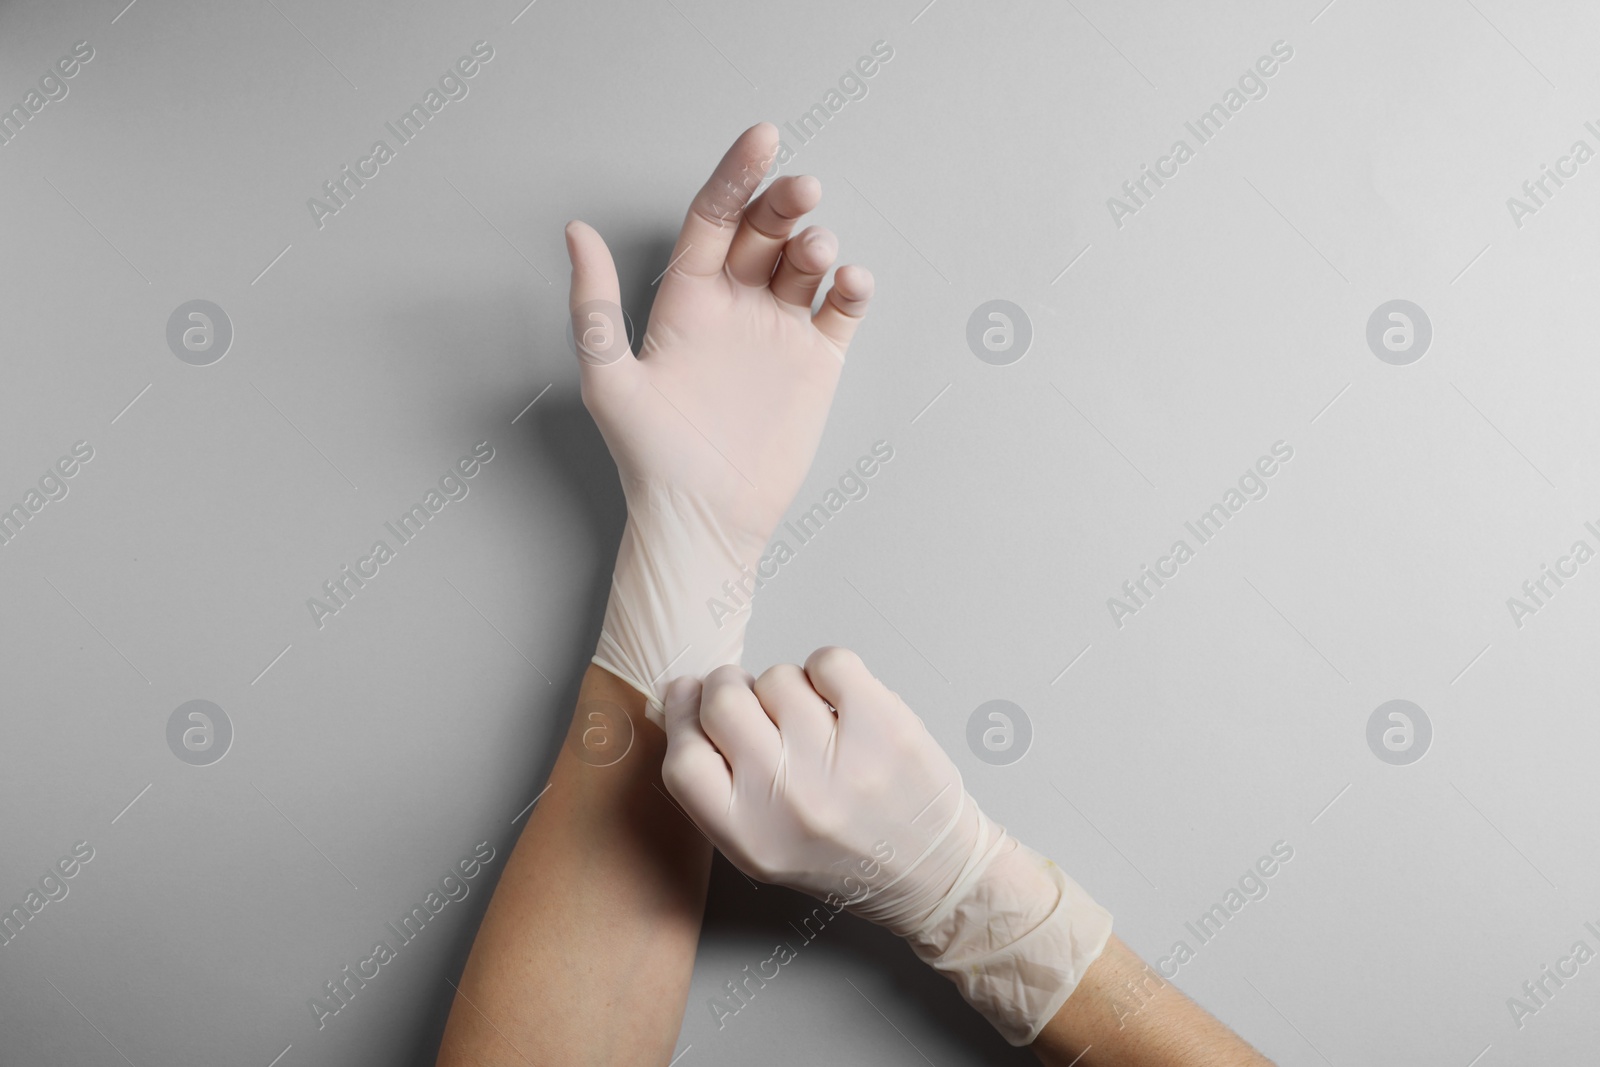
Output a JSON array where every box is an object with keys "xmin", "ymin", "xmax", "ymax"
[
  {"xmin": 594, "ymin": 482, "xmax": 757, "ymax": 725},
  {"xmin": 768, "ymin": 747, "xmax": 788, "ymax": 802},
  {"xmin": 662, "ymin": 647, "xmax": 1112, "ymax": 1048},
  {"xmin": 908, "ymin": 837, "xmax": 1113, "ymax": 1046}
]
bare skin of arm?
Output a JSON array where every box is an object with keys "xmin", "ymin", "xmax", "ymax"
[
  {"xmin": 1033, "ymin": 935, "xmax": 1276, "ymax": 1066},
  {"xmin": 436, "ymin": 665, "xmax": 709, "ymax": 1065}
]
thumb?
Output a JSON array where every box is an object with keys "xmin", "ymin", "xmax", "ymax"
[{"xmin": 564, "ymin": 220, "xmax": 638, "ymax": 399}]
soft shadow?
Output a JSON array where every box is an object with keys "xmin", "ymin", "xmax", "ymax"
[
  {"xmin": 614, "ymin": 230, "xmax": 679, "ymax": 346},
  {"xmin": 699, "ymin": 854, "xmax": 1039, "ymax": 1063},
  {"xmin": 402, "ymin": 339, "xmax": 630, "ymax": 1065}
]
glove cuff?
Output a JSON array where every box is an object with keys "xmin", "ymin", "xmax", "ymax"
[
  {"xmin": 594, "ymin": 499, "xmax": 755, "ymax": 725},
  {"xmin": 906, "ymin": 831, "xmax": 1113, "ymax": 1046}
]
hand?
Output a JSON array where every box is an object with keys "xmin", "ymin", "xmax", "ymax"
[
  {"xmin": 567, "ymin": 124, "xmax": 874, "ymax": 718},
  {"xmin": 662, "ymin": 647, "xmax": 972, "ymax": 918},
  {"xmin": 661, "ymin": 647, "xmax": 1113, "ymax": 1047}
]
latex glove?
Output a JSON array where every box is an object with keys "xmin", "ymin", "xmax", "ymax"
[
  {"xmin": 566, "ymin": 123, "xmax": 874, "ymax": 725},
  {"xmin": 662, "ymin": 648, "xmax": 1113, "ymax": 1046}
]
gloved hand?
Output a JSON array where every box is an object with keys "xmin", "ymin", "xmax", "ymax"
[
  {"xmin": 566, "ymin": 123, "xmax": 874, "ymax": 724},
  {"xmin": 661, "ymin": 647, "xmax": 1113, "ymax": 1046}
]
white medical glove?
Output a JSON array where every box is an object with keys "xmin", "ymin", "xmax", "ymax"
[
  {"xmin": 565, "ymin": 123, "xmax": 874, "ymax": 725},
  {"xmin": 661, "ymin": 648, "xmax": 1113, "ymax": 1046}
]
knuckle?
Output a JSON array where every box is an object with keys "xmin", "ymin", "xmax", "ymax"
[
  {"xmin": 703, "ymin": 687, "xmax": 755, "ymax": 728},
  {"xmin": 796, "ymin": 225, "xmax": 835, "ymax": 252},
  {"xmin": 753, "ymin": 663, "xmax": 803, "ymax": 702},
  {"xmin": 702, "ymin": 689, "xmax": 743, "ymax": 724},
  {"xmin": 808, "ymin": 645, "xmax": 859, "ymax": 678},
  {"xmin": 705, "ymin": 664, "xmax": 750, "ymax": 691}
]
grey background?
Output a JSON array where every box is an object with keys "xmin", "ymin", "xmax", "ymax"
[{"xmin": 2, "ymin": 0, "xmax": 1597, "ymax": 1063}]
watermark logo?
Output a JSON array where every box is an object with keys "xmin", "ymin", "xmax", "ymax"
[
  {"xmin": 307, "ymin": 42, "xmax": 495, "ymax": 230},
  {"xmin": 571, "ymin": 699, "xmax": 633, "ymax": 767},
  {"xmin": 307, "ymin": 441, "xmax": 496, "ymax": 630},
  {"xmin": 707, "ymin": 441, "xmax": 895, "ymax": 629},
  {"xmin": 0, "ymin": 841, "xmax": 95, "ymax": 951},
  {"xmin": 0, "ymin": 440, "xmax": 95, "ymax": 551},
  {"xmin": 1153, "ymin": 840, "xmax": 1294, "ymax": 980},
  {"xmin": 770, "ymin": 40, "xmax": 895, "ymax": 175},
  {"xmin": 1106, "ymin": 40, "xmax": 1295, "ymax": 229},
  {"xmin": 708, "ymin": 887, "xmax": 862, "ymax": 1031},
  {"xmin": 1506, "ymin": 920, "xmax": 1600, "ymax": 1030},
  {"xmin": 966, "ymin": 300, "xmax": 1032, "ymax": 365},
  {"xmin": 1365, "ymin": 300, "xmax": 1430, "ymax": 365},
  {"xmin": 1506, "ymin": 521, "xmax": 1599, "ymax": 629},
  {"xmin": 166, "ymin": 700, "xmax": 232, "ymax": 766},
  {"xmin": 166, "ymin": 300, "xmax": 233, "ymax": 366},
  {"xmin": 568, "ymin": 299, "xmax": 634, "ymax": 366},
  {"xmin": 1506, "ymin": 123, "xmax": 1600, "ymax": 229},
  {"xmin": 1366, "ymin": 699, "xmax": 1430, "ymax": 765},
  {"xmin": 1108, "ymin": 441, "xmax": 1295, "ymax": 629},
  {"xmin": 0, "ymin": 40, "xmax": 95, "ymax": 151},
  {"xmin": 966, "ymin": 699, "xmax": 1032, "ymax": 765},
  {"xmin": 309, "ymin": 840, "xmax": 498, "ymax": 1030}
]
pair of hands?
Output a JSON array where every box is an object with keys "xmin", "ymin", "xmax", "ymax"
[
  {"xmin": 659, "ymin": 648, "xmax": 1112, "ymax": 1054},
  {"xmin": 566, "ymin": 123, "xmax": 1111, "ymax": 1047}
]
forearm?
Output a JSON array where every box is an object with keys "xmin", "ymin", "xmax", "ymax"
[
  {"xmin": 436, "ymin": 664, "xmax": 712, "ymax": 1066},
  {"xmin": 1032, "ymin": 935, "xmax": 1274, "ymax": 1066}
]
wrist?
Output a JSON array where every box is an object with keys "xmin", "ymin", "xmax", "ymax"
[
  {"xmin": 594, "ymin": 503, "xmax": 764, "ymax": 720},
  {"xmin": 902, "ymin": 820, "xmax": 1114, "ymax": 1047}
]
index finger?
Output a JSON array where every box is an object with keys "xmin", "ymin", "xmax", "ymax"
[
  {"xmin": 665, "ymin": 123, "xmax": 779, "ymax": 280},
  {"xmin": 802, "ymin": 646, "xmax": 905, "ymax": 738}
]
